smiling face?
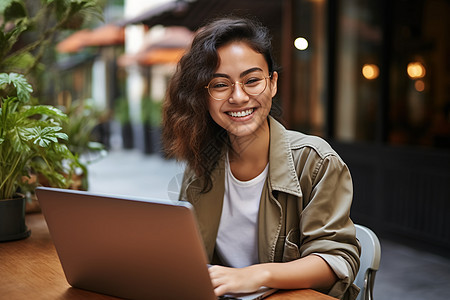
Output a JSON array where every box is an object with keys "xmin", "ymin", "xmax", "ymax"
[{"xmin": 207, "ymin": 41, "xmax": 278, "ymax": 139}]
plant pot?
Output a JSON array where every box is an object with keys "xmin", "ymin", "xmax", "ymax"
[
  {"xmin": 0, "ymin": 195, "xmax": 31, "ymax": 242},
  {"xmin": 143, "ymin": 124, "xmax": 162, "ymax": 155},
  {"xmin": 122, "ymin": 121, "xmax": 134, "ymax": 149}
]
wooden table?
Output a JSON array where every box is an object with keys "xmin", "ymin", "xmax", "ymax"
[{"xmin": 0, "ymin": 213, "xmax": 336, "ymax": 300}]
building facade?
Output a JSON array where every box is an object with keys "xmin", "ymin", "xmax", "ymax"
[
  {"xmin": 285, "ymin": 0, "xmax": 450, "ymax": 256},
  {"xmin": 60, "ymin": 0, "xmax": 450, "ymax": 256}
]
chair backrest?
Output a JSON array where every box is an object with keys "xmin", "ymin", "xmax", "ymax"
[{"xmin": 354, "ymin": 224, "xmax": 381, "ymax": 300}]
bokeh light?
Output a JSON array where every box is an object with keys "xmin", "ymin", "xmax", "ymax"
[
  {"xmin": 407, "ymin": 62, "xmax": 426, "ymax": 79},
  {"xmin": 362, "ymin": 64, "xmax": 379, "ymax": 80},
  {"xmin": 415, "ymin": 79, "xmax": 425, "ymax": 92},
  {"xmin": 294, "ymin": 37, "xmax": 308, "ymax": 50}
]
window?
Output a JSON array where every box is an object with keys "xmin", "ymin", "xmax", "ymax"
[
  {"xmin": 290, "ymin": 0, "xmax": 327, "ymax": 137},
  {"xmin": 388, "ymin": 0, "xmax": 450, "ymax": 148},
  {"xmin": 335, "ymin": 0, "xmax": 383, "ymax": 142}
]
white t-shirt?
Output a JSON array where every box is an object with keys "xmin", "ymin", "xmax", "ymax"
[{"xmin": 216, "ymin": 154, "xmax": 269, "ymax": 268}]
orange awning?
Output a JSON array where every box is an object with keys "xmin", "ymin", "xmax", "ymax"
[
  {"xmin": 117, "ymin": 48, "xmax": 186, "ymax": 67},
  {"xmin": 138, "ymin": 48, "xmax": 185, "ymax": 65},
  {"xmin": 117, "ymin": 26, "xmax": 193, "ymax": 67},
  {"xmin": 56, "ymin": 24, "xmax": 124, "ymax": 53},
  {"xmin": 85, "ymin": 24, "xmax": 125, "ymax": 46},
  {"xmin": 56, "ymin": 29, "xmax": 92, "ymax": 53}
]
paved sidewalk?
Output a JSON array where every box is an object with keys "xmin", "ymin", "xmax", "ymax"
[
  {"xmin": 87, "ymin": 149, "xmax": 450, "ymax": 300},
  {"xmin": 87, "ymin": 149, "xmax": 185, "ymax": 200}
]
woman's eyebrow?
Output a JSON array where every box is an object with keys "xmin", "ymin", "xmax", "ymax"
[
  {"xmin": 240, "ymin": 67, "xmax": 263, "ymax": 77},
  {"xmin": 212, "ymin": 67, "xmax": 264, "ymax": 79},
  {"xmin": 212, "ymin": 73, "xmax": 230, "ymax": 78}
]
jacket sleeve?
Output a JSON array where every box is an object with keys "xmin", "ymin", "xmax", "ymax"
[{"xmin": 298, "ymin": 153, "xmax": 361, "ymax": 300}]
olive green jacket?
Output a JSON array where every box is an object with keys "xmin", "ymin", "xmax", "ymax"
[{"xmin": 179, "ymin": 116, "xmax": 360, "ymax": 300}]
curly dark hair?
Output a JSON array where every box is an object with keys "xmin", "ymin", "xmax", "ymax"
[{"xmin": 162, "ymin": 16, "xmax": 276, "ymax": 191}]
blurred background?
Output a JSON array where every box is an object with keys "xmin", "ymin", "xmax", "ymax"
[{"xmin": 1, "ymin": 0, "xmax": 449, "ymax": 298}]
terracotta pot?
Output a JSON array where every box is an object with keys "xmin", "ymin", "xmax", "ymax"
[{"xmin": 0, "ymin": 195, "xmax": 31, "ymax": 242}]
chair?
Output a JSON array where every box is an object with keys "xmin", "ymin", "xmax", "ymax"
[{"xmin": 354, "ymin": 224, "xmax": 381, "ymax": 300}]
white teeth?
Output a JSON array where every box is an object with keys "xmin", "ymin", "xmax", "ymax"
[{"xmin": 228, "ymin": 109, "xmax": 253, "ymax": 118}]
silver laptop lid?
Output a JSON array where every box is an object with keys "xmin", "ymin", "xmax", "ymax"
[{"xmin": 36, "ymin": 187, "xmax": 216, "ymax": 300}]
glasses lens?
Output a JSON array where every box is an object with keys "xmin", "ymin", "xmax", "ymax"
[
  {"xmin": 208, "ymin": 78, "xmax": 233, "ymax": 100},
  {"xmin": 242, "ymin": 72, "xmax": 267, "ymax": 96}
]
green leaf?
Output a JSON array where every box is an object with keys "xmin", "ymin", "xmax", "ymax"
[
  {"xmin": 52, "ymin": 143, "xmax": 74, "ymax": 159},
  {"xmin": 87, "ymin": 141, "xmax": 104, "ymax": 151},
  {"xmin": 0, "ymin": 73, "xmax": 10, "ymax": 85},
  {"xmin": 0, "ymin": 0, "xmax": 15, "ymax": 15},
  {"xmin": 17, "ymin": 127, "xmax": 35, "ymax": 142},
  {"xmin": 10, "ymin": 126, "xmax": 32, "ymax": 152},
  {"xmin": 3, "ymin": 1, "xmax": 27, "ymax": 22},
  {"xmin": 0, "ymin": 73, "xmax": 33, "ymax": 103},
  {"xmin": 55, "ymin": 132, "xmax": 69, "ymax": 140},
  {"xmin": 21, "ymin": 105, "xmax": 68, "ymax": 120},
  {"xmin": 9, "ymin": 73, "xmax": 33, "ymax": 102},
  {"xmin": 1, "ymin": 52, "xmax": 36, "ymax": 72},
  {"xmin": 29, "ymin": 126, "xmax": 67, "ymax": 148},
  {"xmin": 52, "ymin": 0, "xmax": 66, "ymax": 21},
  {"xmin": 68, "ymin": 0, "xmax": 103, "ymax": 24},
  {"xmin": 0, "ymin": 23, "xmax": 28, "ymax": 64}
]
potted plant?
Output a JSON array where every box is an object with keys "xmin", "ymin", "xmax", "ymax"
[
  {"xmin": 59, "ymin": 97, "xmax": 107, "ymax": 190},
  {"xmin": 0, "ymin": 72, "xmax": 78, "ymax": 241},
  {"xmin": 0, "ymin": 0, "xmax": 104, "ymax": 216},
  {"xmin": 141, "ymin": 96, "xmax": 162, "ymax": 155}
]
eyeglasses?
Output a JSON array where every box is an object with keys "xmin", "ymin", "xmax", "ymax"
[{"xmin": 205, "ymin": 71, "xmax": 271, "ymax": 101}]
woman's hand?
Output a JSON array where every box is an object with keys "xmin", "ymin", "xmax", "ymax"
[
  {"xmin": 208, "ymin": 255, "xmax": 338, "ymax": 297},
  {"xmin": 208, "ymin": 265, "xmax": 270, "ymax": 296}
]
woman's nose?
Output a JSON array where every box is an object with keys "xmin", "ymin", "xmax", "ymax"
[{"xmin": 228, "ymin": 82, "xmax": 249, "ymax": 103}]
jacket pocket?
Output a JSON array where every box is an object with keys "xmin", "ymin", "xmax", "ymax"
[{"xmin": 282, "ymin": 228, "xmax": 301, "ymax": 262}]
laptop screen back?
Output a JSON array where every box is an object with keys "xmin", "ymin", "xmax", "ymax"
[{"xmin": 36, "ymin": 187, "xmax": 216, "ymax": 300}]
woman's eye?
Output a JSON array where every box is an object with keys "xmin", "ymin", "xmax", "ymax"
[
  {"xmin": 245, "ymin": 78, "xmax": 262, "ymax": 86},
  {"xmin": 212, "ymin": 82, "xmax": 230, "ymax": 89}
]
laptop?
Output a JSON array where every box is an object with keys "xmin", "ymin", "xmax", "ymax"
[{"xmin": 36, "ymin": 187, "xmax": 277, "ymax": 300}]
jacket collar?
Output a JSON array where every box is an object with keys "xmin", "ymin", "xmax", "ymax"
[{"xmin": 267, "ymin": 116, "xmax": 302, "ymax": 198}]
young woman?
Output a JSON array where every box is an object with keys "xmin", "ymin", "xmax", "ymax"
[{"xmin": 162, "ymin": 17, "xmax": 360, "ymax": 300}]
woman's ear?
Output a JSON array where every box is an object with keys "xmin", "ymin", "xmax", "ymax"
[{"xmin": 270, "ymin": 71, "xmax": 278, "ymax": 98}]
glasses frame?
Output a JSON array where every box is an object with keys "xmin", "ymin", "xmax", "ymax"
[{"xmin": 205, "ymin": 73, "xmax": 272, "ymax": 101}]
